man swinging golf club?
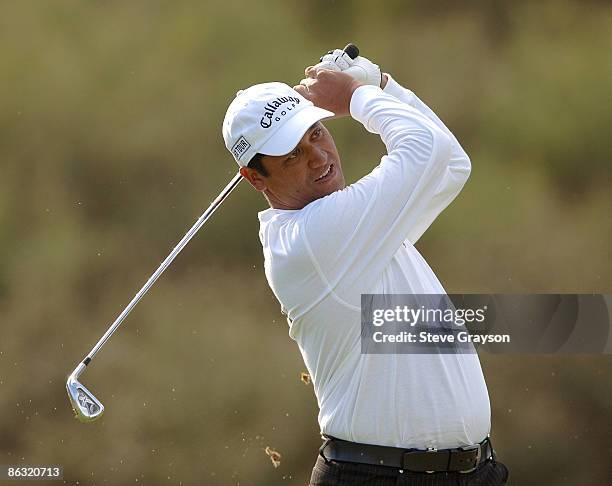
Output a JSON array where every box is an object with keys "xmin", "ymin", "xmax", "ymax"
[{"xmin": 222, "ymin": 45, "xmax": 509, "ymax": 485}]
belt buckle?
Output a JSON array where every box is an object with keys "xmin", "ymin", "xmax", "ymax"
[
  {"xmin": 402, "ymin": 447, "xmax": 439, "ymax": 473},
  {"xmin": 458, "ymin": 444, "xmax": 481, "ymax": 474},
  {"xmin": 424, "ymin": 447, "xmax": 437, "ymax": 474}
]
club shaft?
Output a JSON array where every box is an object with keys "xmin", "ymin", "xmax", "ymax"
[{"xmin": 76, "ymin": 172, "xmax": 243, "ymax": 373}]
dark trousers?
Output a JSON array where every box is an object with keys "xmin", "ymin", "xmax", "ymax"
[{"xmin": 309, "ymin": 455, "xmax": 509, "ymax": 486}]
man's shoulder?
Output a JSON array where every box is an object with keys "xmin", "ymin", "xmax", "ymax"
[
  {"xmin": 258, "ymin": 208, "xmax": 308, "ymax": 253},
  {"xmin": 258, "ymin": 208, "xmax": 304, "ymax": 229},
  {"xmin": 257, "ymin": 176, "xmax": 382, "ymax": 250}
]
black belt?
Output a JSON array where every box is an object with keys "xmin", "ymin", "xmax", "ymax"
[{"xmin": 319, "ymin": 436, "xmax": 494, "ymax": 473}]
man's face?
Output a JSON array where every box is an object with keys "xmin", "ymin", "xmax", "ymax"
[{"xmin": 240, "ymin": 122, "xmax": 345, "ymax": 210}]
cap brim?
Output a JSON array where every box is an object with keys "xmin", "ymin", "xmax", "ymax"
[{"xmin": 258, "ymin": 106, "xmax": 334, "ymax": 156}]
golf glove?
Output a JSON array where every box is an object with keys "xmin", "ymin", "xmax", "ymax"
[{"xmin": 316, "ymin": 48, "xmax": 382, "ymax": 87}]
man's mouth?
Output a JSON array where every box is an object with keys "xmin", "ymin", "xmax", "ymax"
[{"xmin": 314, "ymin": 164, "xmax": 334, "ymax": 182}]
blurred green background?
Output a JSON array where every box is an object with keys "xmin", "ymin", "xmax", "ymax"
[{"xmin": 1, "ymin": 0, "xmax": 610, "ymax": 484}]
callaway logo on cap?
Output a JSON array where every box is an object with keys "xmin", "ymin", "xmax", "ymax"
[{"xmin": 222, "ymin": 82, "xmax": 334, "ymax": 166}]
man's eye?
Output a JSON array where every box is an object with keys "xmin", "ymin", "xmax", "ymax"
[
  {"xmin": 288, "ymin": 149, "xmax": 299, "ymax": 159},
  {"xmin": 312, "ymin": 128, "xmax": 322, "ymax": 138}
]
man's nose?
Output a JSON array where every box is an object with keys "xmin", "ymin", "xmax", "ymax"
[{"xmin": 307, "ymin": 146, "xmax": 327, "ymax": 169}]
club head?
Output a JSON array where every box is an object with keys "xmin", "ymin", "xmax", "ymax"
[{"xmin": 66, "ymin": 372, "xmax": 104, "ymax": 423}]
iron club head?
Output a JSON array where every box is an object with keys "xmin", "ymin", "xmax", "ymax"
[{"xmin": 66, "ymin": 363, "xmax": 104, "ymax": 423}]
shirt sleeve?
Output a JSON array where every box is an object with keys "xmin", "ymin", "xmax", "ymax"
[
  {"xmin": 382, "ymin": 73, "xmax": 472, "ymax": 243},
  {"xmin": 300, "ymin": 84, "xmax": 469, "ymax": 298}
]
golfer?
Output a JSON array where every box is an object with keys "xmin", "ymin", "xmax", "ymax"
[{"xmin": 223, "ymin": 48, "xmax": 509, "ymax": 485}]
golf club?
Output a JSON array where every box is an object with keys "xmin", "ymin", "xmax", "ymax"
[
  {"xmin": 66, "ymin": 42, "xmax": 361, "ymax": 423},
  {"xmin": 66, "ymin": 172, "xmax": 243, "ymax": 422}
]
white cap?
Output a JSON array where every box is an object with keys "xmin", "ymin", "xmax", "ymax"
[{"xmin": 222, "ymin": 82, "xmax": 334, "ymax": 167}]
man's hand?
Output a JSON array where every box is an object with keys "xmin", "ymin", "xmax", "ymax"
[
  {"xmin": 294, "ymin": 68, "xmax": 362, "ymax": 118},
  {"xmin": 314, "ymin": 48, "xmax": 387, "ymax": 89}
]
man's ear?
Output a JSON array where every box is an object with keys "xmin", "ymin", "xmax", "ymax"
[{"xmin": 240, "ymin": 166, "xmax": 268, "ymax": 192}]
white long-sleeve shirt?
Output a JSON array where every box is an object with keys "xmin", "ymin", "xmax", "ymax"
[{"xmin": 258, "ymin": 75, "xmax": 491, "ymax": 449}]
